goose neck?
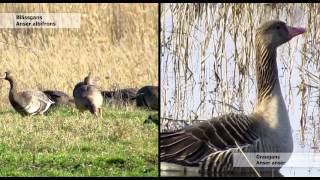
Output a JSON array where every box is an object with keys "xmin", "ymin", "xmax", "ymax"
[
  {"xmin": 7, "ymin": 77, "xmax": 18, "ymax": 96},
  {"xmin": 255, "ymin": 43, "xmax": 279, "ymax": 104}
]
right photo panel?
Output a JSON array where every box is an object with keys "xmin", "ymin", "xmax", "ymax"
[{"xmin": 160, "ymin": 3, "xmax": 320, "ymax": 177}]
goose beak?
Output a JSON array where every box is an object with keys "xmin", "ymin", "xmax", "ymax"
[
  {"xmin": 287, "ymin": 26, "xmax": 306, "ymax": 40},
  {"xmin": 0, "ymin": 74, "xmax": 5, "ymax": 79}
]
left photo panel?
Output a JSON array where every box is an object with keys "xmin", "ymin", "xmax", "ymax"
[{"xmin": 0, "ymin": 3, "xmax": 158, "ymax": 177}]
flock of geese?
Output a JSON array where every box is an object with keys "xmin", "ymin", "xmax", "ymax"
[
  {"xmin": 160, "ymin": 20, "xmax": 306, "ymax": 176},
  {"xmin": 0, "ymin": 71, "xmax": 159, "ymax": 117}
]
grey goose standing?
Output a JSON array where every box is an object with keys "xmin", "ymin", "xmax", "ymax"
[
  {"xmin": 136, "ymin": 85, "xmax": 159, "ymax": 110},
  {"xmin": 42, "ymin": 90, "xmax": 75, "ymax": 108},
  {"xmin": 160, "ymin": 20, "xmax": 306, "ymax": 175},
  {"xmin": 0, "ymin": 71, "xmax": 54, "ymax": 116},
  {"xmin": 73, "ymin": 73, "xmax": 103, "ymax": 117}
]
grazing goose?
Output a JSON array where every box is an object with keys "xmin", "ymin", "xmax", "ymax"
[
  {"xmin": 136, "ymin": 85, "xmax": 159, "ymax": 110},
  {"xmin": 0, "ymin": 71, "xmax": 54, "ymax": 116},
  {"xmin": 160, "ymin": 20, "xmax": 306, "ymax": 175},
  {"xmin": 73, "ymin": 73, "xmax": 103, "ymax": 117},
  {"xmin": 102, "ymin": 88, "xmax": 138, "ymax": 105},
  {"xmin": 42, "ymin": 90, "xmax": 75, "ymax": 108}
]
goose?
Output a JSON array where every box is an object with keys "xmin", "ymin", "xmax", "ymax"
[
  {"xmin": 102, "ymin": 88, "xmax": 138, "ymax": 105},
  {"xmin": 136, "ymin": 85, "xmax": 159, "ymax": 110},
  {"xmin": 73, "ymin": 73, "xmax": 103, "ymax": 117},
  {"xmin": 160, "ymin": 20, "xmax": 306, "ymax": 175},
  {"xmin": 0, "ymin": 71, "xmax": 54, "ymax": 116},
  {"xmin": 42, "ymin": 90, "xmax": 75, "ymax": 108}
]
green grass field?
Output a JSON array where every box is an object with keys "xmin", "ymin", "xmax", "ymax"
[{"xmin": 0, "ymin": 105, "xmax": 158, "ymax": 177}]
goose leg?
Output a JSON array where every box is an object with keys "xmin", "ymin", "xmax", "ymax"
[
  {"xmin": 99, "ymin": 108, "xmax": 102, "ymax": 118},
  {"xmin": 94, "ymin": 111, "xmax": 99, "ymax": 119}
]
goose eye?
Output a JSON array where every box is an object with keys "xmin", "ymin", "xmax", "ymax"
[{"xmin": 276, "ymin": 26, "xmax": 280, "ymax": 30}]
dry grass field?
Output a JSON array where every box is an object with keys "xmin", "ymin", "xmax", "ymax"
[
  {"xmin": 0, "ymin": 3, "xmax": 158, "ymax": 177},
  {"xmin": 0, "ymin": 3, "xmax": 158, "ymax": 107}
]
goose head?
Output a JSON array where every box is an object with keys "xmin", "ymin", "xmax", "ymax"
[
  {"xmin": 0, "ymin": 71, "xmax": 13, "ymax": 81},
  {"xmin": 256, "ymin": 20, "xmax": 306, "ymax": 48}
]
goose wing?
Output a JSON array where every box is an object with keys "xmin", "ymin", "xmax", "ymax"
[
  {"xmin": 160, "ymin": 113, "xmax": 259, "ymax": 167},
  {"xmin": 20, "ymin": 91, "xmax": 54, "ymax": 114},
  {"xmin": 101, "ymin": 91, "xmax": 113, "ymax": 99},
  {"xmin": 29, "ymin": 91, "xmax": 54, "ymax": 102},
  {"xmin": 120, "ymin": 88, "xmax": 138, "ymax": 100},
  {"xmin": 43, "ymin": 90, "xmax": 74, "ymax": 107},
  {"xmin": 43, "ymin": 90, "xmax": 69, "ymax": 100}
]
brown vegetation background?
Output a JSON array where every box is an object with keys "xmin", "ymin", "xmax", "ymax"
[{"xmin": 0, "ymin": 3, "xmax": 158, "ymax": 108}]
